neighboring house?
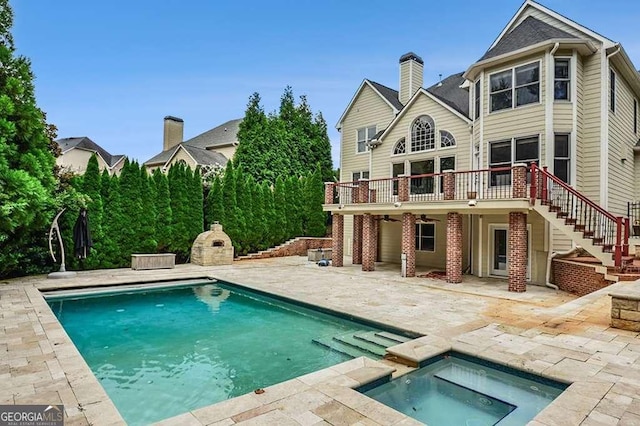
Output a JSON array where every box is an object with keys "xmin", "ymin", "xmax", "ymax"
[
  {"xmin": 325, "ymin": 0, "xmax": 640, "ymax": 294},
  {"xmin": 143, "ymin": 116, "xmax": 241, "ymax": 173},
  {"xmin": 55, "ymin": 137, "xmax": 125, "ymax": 176}
]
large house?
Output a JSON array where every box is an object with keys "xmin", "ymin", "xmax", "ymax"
[
  {"xmin": 143, "ymin": 116, "xmax": 241, "ymax": 173},
  {"xmin": 55, "ymin": 137, "xmax": 125, "ymax": 176},
  {"xmin": 325, "ymin": 0, "xmax": 640, "ymax": 294}
]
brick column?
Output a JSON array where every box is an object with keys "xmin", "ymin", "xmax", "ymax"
[
  {"xmin": 373, "ymin": 216, "xmax": 379, "ymax": 262},
  {"xmin": 362, "ymin": 214, "xmax": 376, "ymax": 271},
  {"xmin": 508, "ymin": 212, "xmax": 527, "ymax": 292},
  {"xmin": 401, "ymin": 213, "xmax": 416, "ymax": 277},
  {"xmin": 324, "ymin": 182, "xmax": 334, "ymax": 204},
  {"xmin": 331, "ymin": 214, "xmax": 344, "ymax": 267},
  {"xmin": 398, "ymin": 175, "xmax": 410, "ymax": 202},
  {"xmin": 446, "ymin": 212, "xmax": 463, "ymax": 283},
  {"xmin": 512, "ymin": 163, "xmax": 528, "ymax": 199},
  {"xmin": 443, "ymin": 170, "xmax": 455, "ymax": 201},
  {"xmin": 352, "ymin": 215, "xmax": 363, "ymax": 264}
]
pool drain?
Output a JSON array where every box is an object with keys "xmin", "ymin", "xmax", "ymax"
[{"xmin": 478, "ymin": 397, "xmax": 492, "ymax": 406}]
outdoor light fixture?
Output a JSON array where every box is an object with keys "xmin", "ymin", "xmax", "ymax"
[
  {"xmin": 394, "ymin": 202, "xmax": 402, "ymax": 207},
  {"xmin": 468, "ymin": 199, "xmax": 477, "ymax": 207}
]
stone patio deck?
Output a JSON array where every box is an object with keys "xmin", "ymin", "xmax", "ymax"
[{"xmin": 2, "ymin": 256, "xmax": 640, "ymax": 425}]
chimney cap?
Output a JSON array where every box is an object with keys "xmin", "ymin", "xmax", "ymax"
[
  {"xmin": 399, "ymin": 52, "xmax": 424, "ymax": 65},
  {"xmin": 164, "ymin": 115, "xmax": 184, "ymax": 123}
]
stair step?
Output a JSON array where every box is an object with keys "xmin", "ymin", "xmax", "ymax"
[
  {"xmin": 557, "ymin": 212, "xmax": 569, "ymax": 218},
  {"xmin": 584, "ymin": 231, "xmax": 595, "ymax": 237},
  {"xmin": 602, "ymin": 244, "xmax": 614, "ymax": 253},
  {"xmin": 375, "ymin": 331, "xmax": 412, "ymax": 344},
  {"xmin": 574, "ymin": 224, "xmax": 585, "ymax": 231},
  {"xmin": 549, "ymin": 206, "xmax": 561, "ymax": 212},
  {"xmin": 333, "ymin": 335, "xmax": 386, "ymax": 357},
  {"xmin": 311, "ymin": 338, "xmax": 363, "ymax": 359},
  {"xmin": 565, "ymin": 218, "xmax": 577, "ymax": 225},
  {"xmin": 592, "ymin": 237, "xmax": 604, "ymax": 244},
  {"xmin": 354, "ymin": 331, "xmax": 404, "ymax": 348}
]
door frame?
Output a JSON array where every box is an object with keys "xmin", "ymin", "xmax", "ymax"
[{"xmin": 487, "ymin": 224, "xmax": 532, "ymax": 280}]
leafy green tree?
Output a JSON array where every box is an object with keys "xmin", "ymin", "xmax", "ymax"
[
  {"xmin": 138, "ymin": 166, "xmax": 157, "ymax": 253},
  {"xmin": 304, "ymin": 168, "xmax": 327, "ymax": 237},
  {"xmin": 189, "ymin": 167, "xmax": 204, "ymax": 243},
  {"xmin": 235, "ymin": 167, "xmax": 253, "ymax": 255},
  {"xmin": 152, "ymin": 168, "xmax": 172, "ymax": 252},
  {"xmin": 261, "ymin": 181, "xmax": 276, "ymax": 248},
  {"xmin": 0, "ymin": 0, "xmax": 59, "ymax": 277},
  {"xmin": 118, "ymin": 160, "xmax": 143, "ymax": 259},
  {"xmin": 100, "ymin": 174, "xmax": 124, "ymax": 267},
  {"xmin": 285, "ymin": 176, "xmax": 303, "ymax": 238},
  {"xmin": 221, "ymin": 161, "xmax": 244, "ymax": 255},
  {"xmin": 251, "ymin": 178, "xmax": 266, "ymax": 251},
  {"xmin": 233, "ymin": 93, "xmax": 270, "ymax": 182},
  {"xmin": 207, "ymin": 175, "xmax": 224, "ymax": 226},
  {"xmin": 81, "ymin": 155, "xmax": 103, "ymax": 268},
  {"xmin": 311, "ymin": 112, "xmax": 334, "ymax": 183},
  {"xmin": 273, "ymin": 177, "xmax": 288, "ymax": 242}
]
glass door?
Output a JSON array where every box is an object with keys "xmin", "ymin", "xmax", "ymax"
[{"xmin": 491, "ymin": 228, "xmax": 508, "ymax": 276}]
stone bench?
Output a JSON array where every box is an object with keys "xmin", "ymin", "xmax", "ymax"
[
  {"xmin": 131, "ymin": 254, "xmax": 176, "ymax": 270},
  {"xmin": 610, "ymin": 289, "xmax": 640, "ymax": 331}
]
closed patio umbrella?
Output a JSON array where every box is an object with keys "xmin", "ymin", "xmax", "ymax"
[{"xmin": 73, "ymin": 208, "xmax": 93, "ymax": 259}]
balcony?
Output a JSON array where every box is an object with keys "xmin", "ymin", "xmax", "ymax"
[{"xmin": 323, "ymin": 165, "xmax": 531, "ymax": 215}]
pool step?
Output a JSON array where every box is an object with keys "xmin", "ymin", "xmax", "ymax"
[
  {"xmin": 354, "ymin": 331, "xmax": 409, "ymax": 347},
  {"xmin": 333, "ymin": 334, "xmax": 387, "ymax": 357},
  {"xmin": 312, "ymin": 337, "xmax": 368, "ymax": 359},
  {"xmin": 375, "ymin": 331, "xmax": 412, "ymax": 344}
]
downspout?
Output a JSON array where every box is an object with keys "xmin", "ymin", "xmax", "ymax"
[
  {"xmin": 545, "ymin": 246, "xmax": 582, "ymax": 290},
  {"xmin": 550, "ymin": 42, "xmax": 560, "ymax": 56}
]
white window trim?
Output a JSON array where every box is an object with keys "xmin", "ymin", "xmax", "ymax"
[
  {"xmin": 439, "ymin": 130, "xmax": 457, "ymax": 150},
  {"xmin": 351, "ymin": 170, "xmax": 370, "ymax": 182},
  {"xmin": 488, "ymin": 60, "xmax": 542, "ymax": 114},
  {"xmin": 553, "ymin": 57, "xmax": 572, "ymax": 103},
  {"xmin": 416, "ymin": 222, "xmax": 436, "ymax": 252},
  {"xmin": 355, "ymin": 126, "xmax": 376, "ymax": 155},
  {"xmin": 474, "ymin": 79, "xmax": 481, "ymax": 120},
  {"xmin": 390, "ymin": 137, "xmax": 407, "ymax": 156},
  {"xmin": 488, "ymin": 135, "xmax": 540, "ymax": 184},
  {"xmin": 553, "ymin": 133, "xmax": 571, "ymax": 184},
  {"xmin": 487, "ymin": 223, "xmax": 532, "ymax": 281},
  {"xmin": 408, "ymin": 115, "xmax": 436, "ymax": 153}
]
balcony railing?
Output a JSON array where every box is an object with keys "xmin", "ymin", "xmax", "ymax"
[{"xmin": 324, "ymin": 165, "xmax": 526, "ymax": 206}]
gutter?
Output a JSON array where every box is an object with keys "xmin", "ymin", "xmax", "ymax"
[{"xmin": 606, "ymin": 44, "xmax": 621, "ymax": 60}]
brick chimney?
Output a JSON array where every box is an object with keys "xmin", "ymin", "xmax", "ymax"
[
  {"xmin": 399, "ymin": 52, "xmax": 424, "ymax": 105},
  {"xmin": 163, "ymin": 116, "xmax": 184, "ymax": 151}
]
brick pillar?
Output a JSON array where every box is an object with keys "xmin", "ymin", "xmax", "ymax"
[
  {"xmin": 446, "ymin": 212, "xmax": 463, "ymax": 283},
  {"xmin": 362, "ymin": 214, "xmax": 376, "ymax": 271},
  {"xmin": 324, "ymin": 182, "xmax": 334, "ymax": 204},
  {"xmin": 512, "ymin": 163, "xmax": 527, "ymax": 199},
  {"xmin": 398, "ymin": 175, "xmax": 410, "ymax": 202},
  {"xmin": 443, "ymin": 170, "xmax": 455, "ymax": 201},
  {"xmin": 508, "ymin": 212, "xmax": 527, "ymax": 292},
  {"xmin": 373, "ymin": 216, "xmax": 379, "ymax": 262},
  {"xmin": 352, "ymin": 215, "xmax": 363, "ymax": 264},
  {"xmin": 331, "ymin": 214, "xmax": 344, "ymax": 267},
  {"xmin": 358, "ymin": 179, "xmax": 369, "ymax": 203},
  {"xmin": 401, "ymin": 213, "xmax": 416, "ymax": 277}
]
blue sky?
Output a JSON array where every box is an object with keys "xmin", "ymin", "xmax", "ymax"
[{"xmin": 12, "ymin": 0, "xmax": 640, "ymax": 166}]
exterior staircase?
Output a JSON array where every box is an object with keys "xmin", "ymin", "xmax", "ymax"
[
  {"xmin": 235, "ymin": 237, "xmax": 331, "ymax": 261},
  {"xmin": 312, "ymin": 331, "xmax": 411, "ymax": 359},
  {"xmin": 530, "ymin": 164, "xmax": 631, "ymax": 270}
]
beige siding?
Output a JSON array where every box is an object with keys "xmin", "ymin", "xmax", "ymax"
[
  {"xmin": 211, "ymin": 145, "xmax": 236, "ymax": 160},
  {"xmin": 399, "ymin": 63, "xmax": 411, "ymax": 105},
  {"xmin": 375, "ymin": 93, "xmax": 471, "ymax": 178},
  {"xmin": 635, "ymin": 152, "xmax": 640, "ymax": 201},
  {"xmin": 56, "ymin": 149, "xmax": 110, "ymax": 175},
  {"xmin": 553, "ymin": 103, "xmax": 573, "ymax": 132},
  {"xmin": 513, "ymin": 7, "xmax": 603, "ymax": 43},
  {"xmin": 340, "ymin": 84, "xmax": 396, "ymax": 181},
  {"xmin": 552, "ymin": 228, "xmax": 572, "ymax": 252},
  {"xmin": 482, "ymin": 54, "xmax": 546, "ymax": 167},
  {"xmin": 608, "ymin": 66, "xmax": 637, "ymax": 217},
  {"xmin": 378, "ymin": 218, "xmax": 402, "ymax": 263},
  {"xmin": 578, "ymin": 52, "xmax": 602, "ymax": 203},
  {"xmin": 343, "ymin": 215, "xmax": 354, "ymax": 257},
  {"xmin": 167, "ymin": 147, "xmax": 198, "ymax": 169},
  {"xmin": 575, "ymin": 54, "xmax": 584, "ymax": 189}
]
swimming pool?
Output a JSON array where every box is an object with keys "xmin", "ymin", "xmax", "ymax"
[
  {"xmin": 46, "ymin": 280, "xmax": 412, "ymax": 425},
  {"xmin": 363, "ymin": 352, "xmax": 567, "ymax": 425}
]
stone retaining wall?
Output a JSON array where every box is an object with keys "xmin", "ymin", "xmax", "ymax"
[
  {"xmin": 235, "ymin": 237, "xmax": 332, "ymax": 261},
  {"xmin": 610, "ymin": 293, "xmax": 640, "ymax": 331}
]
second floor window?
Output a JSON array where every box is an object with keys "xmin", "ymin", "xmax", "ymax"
[
  {"xmin": 554, "ymin": 134, "xmax": 570, "ymax": 184},
  {"xmin": 475, "ymin": 80, "xmax": 481, "ymax": 119},
  {"xmin": 554, "ymin": 59, "xmax": 570, "ymax": 100},
  {"xmin": 410, "ymin": 159, "xmax": 434, "ymax": 194},
  {"xmin": 489, "ymin": 136, "xmax": 539, "ymax": 185},
  {"xmin": 352, "ymin": 171, "xmax": 369, "ymax": 181},
  {"xmin": 490, "ymin": 62, "xmax": 540, "ymax": 112},
  {"xmin": 357, "ymin": 126, "xmax": 376, "ymax": 153},
  {"xmin": 411, "ymin": 115, "xmax": 435, "ymax": 152},
  {"xmin": 440, "ymin": 131, "xmax": 456, "ymax": 148}
]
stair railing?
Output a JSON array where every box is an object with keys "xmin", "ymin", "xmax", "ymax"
[{"xmin": 530, "ymin": 163, "xmax": 628, "ymax": 267}]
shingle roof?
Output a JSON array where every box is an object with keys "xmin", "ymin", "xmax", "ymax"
[
  {"xmin": 56, "ymin": 137, "xmax": 124, "ymax": 167},
  {"xmin": 479, "ymin": 16, "xmax": 578, "ymax": 62},
  {"xmin": 182, "ymin": 118, "xmax": 242, "ymax": 149},
  {"xmin": 367, "ymin": 80, "xmax": 404, "ymax": 111},
  {"xmin": 426, "ymin": 72, "xmax": 469, "ymax": 118},
  {"xmin": 182, "ymin": 145, "xmax": 228, "ymax": 166}
]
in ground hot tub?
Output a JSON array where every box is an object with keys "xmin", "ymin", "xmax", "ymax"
[{"xmin": 363, "ymin": 352, "xmax": 567, "ymax": 426}]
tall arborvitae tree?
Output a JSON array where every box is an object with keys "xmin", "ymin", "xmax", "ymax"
[
  {"xmin": 118, "ymin": 160, "xmax": 143, "ymax": 260},
  {"xmin": 273, "ymin": 177, "xmax": 288, "ymax": 242},
  {"xmin": 189, "ymin": 167, "xmax": 204, "ymax": 242},
  {"xmin": 285, "ymin": 176, "xmax": 303, "ymax": 238},
  {"xmin": 152, "ymin": 168, "xmax": 172, "ymax": 252},
  {"xmin": 234, "ymin": 93, "xmax": 270, "ymax": 182},
  {"xmin": 311, "ymin": 112, "xmax": 335, "ymax": 183},
  {"xmin": 261, "ymin": 181, "xmax": 276, "ymax": 248},
  {"xmin": 81, "ymin": 155, "xmax": 103, "ymax": 268},
  {"xmin": 0, "ymin": 0, "xmax": 59, "ymax": 277},
  {"xmin": 234, "ymin": 167, "xmax": 252, "ymax": 255},
  {"xmin": 221, "ymin": 161, "xmax": 243, "ymax": 255},
  {"xmin": 168, "ymin": 163, "xmax": 190, "ymax": 260},
  {"xmin": 304, "ymin": 168, "xmax": 327, "ymax": 237},
  {"xmin": 251, "ymin": 178, "xmax": 266, "ymax": 251},
  {"xmin": 138, "ymin": 167, "xmax": 157, "ymax": 253},
  {"xmin": 207, "ymin": 175, "xmax": 224, "ymax": 226},
  {"xmin": 101, "ymin": 174, "xmax": 124, "ymax": 268}
]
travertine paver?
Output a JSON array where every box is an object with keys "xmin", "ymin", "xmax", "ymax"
[{"xmin": 3, "ymin": 256, "xmax": 640, "ymax": 425}]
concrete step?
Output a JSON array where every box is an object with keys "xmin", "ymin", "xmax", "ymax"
[
  {"xmin": 333, "ymin": 335, "xmax": 387, "ymax": 357},
  {"xmin": 312, "ymin": 337, "xmax": 365, "ymax": 359},
  {"xmin": 375, "ymin": 331, "xmax": 412, "ymax": 344}
]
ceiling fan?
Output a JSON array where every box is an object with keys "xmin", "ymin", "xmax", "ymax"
[
  {"xmin": 418, "ymin": 214, "xmax": 440, "ymax": 223},
  {"xmin": 375, "ymin": 215, "xmax": 400, "ymax": 222}
]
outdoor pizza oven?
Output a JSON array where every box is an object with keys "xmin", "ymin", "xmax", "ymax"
[{"xmin": 191, "ymin": 222, "xmax": 234, "ymax": 266}]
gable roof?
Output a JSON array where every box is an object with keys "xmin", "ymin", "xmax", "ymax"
[
  {"xmin": 425, "ymin": 72, "xmax": 469, "ymax": 117},
  {"xmin": 479, "ymin": 16, "xmax": 577, "ymax": 62},
  {"xmin": 336, "ymin": 79, "xmax": 401, "ymax": 129},
  {"xmin": 181, "ymin": 145, "xmax": 228, "ymax": 166},
  {"xmin": 56, "ymin": 136, "xmax": 124, "ymax": 167},
  {"xmin": 182, "ymin": 118, "xmax": 242, "ymax": 149}
]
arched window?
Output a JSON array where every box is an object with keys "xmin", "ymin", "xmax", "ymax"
[
  {"xmin": 393, "ymin": 137, "xmax": 406, "ymax": 155},
  {"xmin": 440, "ymin": 130, "xmax": 456, "ymax": 148},
  {"xmin": 411, "ymin": 115, "xmax": 435, "ymax": 152}
]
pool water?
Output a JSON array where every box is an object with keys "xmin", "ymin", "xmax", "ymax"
[
  {"xmin": 364, "ymin": 352, "xmax": 567, "ymax": 425},
  {"xmin": 47, "ymin": 282, "xmax": 387, "ymax": 425}
]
